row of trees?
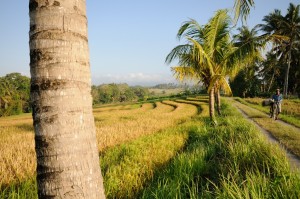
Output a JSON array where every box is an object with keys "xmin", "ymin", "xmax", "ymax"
[
  {"xmin": 231, "ymin": 3, "xmax": 300, "ymax": 98},
  {"xmin": 0, "ymin": 73, "xmax": 30, "ymax": 116},
  {"xmin": 92, "ymin": 83, "xmax": 149, "ymax": 104},
  {"xmin": 0, "ymin": 74, "xmax": 151, "ymax": 116},
  {"xmin": 167, "ymin": 3, "xmax": 300, "ymax": 122}
]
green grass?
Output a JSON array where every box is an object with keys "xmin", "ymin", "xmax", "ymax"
[
  {"xmin": 139, "ymin": 101, "xmax": 300, "ymax": 198},
  {"xmin": 100, "ymin": 126, "xmax": 190, "ymax": 198},
  {"xmin": 0, "ymin": 178, "xmax": 37, "ymax": 199}
]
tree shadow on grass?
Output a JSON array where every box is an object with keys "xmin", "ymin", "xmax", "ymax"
[
  {"xmin": 135, "ymin": 125, "xmax": 223, "ymax": 199},
  {"xmin": 136, "ymin": 114, "xmax": 296, "ymax": 199}
]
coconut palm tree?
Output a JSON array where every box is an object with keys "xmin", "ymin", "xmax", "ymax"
[
  {"xmin": 260, "ymin": 52, "xmax": 281, "ymax": 93},
  {"xmin": 167, "ymin": 10, "xmax": 263, "ymax": 122},
  {"xmin": 279, "ymin": 3, "xmax": 300, "ymax": 96},
  {"xmin": 230, "ymin": 26, "xmax": 265, "ymax": 95},
  {"xmin": 259, "ymin": 3, "xmax": 300, "ymax": 96},
  {"xmin": 167, "ymin": 10, "xmax": 240, "ymax": 122},
  {"xmin": 29, "ymin": 0, "xmax": 105, "ymax": 198},
  {"xmin": 233, "ymin": 26, "xmax": 264, "ymax": 62}
]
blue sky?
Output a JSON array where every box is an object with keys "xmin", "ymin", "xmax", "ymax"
[{"xmin": 0, "ymin": 1, "xmax": 299, "ymax": 86}]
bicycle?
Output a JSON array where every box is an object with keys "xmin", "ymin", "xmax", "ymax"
[{"xmin": 270, "ymin": 101, "xmax": 280, "ymax": 120}]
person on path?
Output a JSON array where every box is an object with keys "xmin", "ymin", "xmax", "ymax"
[{"xmin": 270, "ymin": 89, "xmax": 283, "ymax": 120}]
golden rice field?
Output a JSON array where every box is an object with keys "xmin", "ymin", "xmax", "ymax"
[{"xmin": 0, "ymin": 101, "xmax": 198, "ymax": 187}]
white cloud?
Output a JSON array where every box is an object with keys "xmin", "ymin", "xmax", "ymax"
[{"xmin": 92, "ymin": 72, "xmax": 176, "ymax": 86}]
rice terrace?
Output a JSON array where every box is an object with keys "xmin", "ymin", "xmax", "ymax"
[{"xmin": 1, "ymin": 0, "xmax": 300, "ymax": 199}]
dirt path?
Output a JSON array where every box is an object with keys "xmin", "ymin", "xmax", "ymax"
[{"xmin": 231, "ymin": 100, "xmax": 300, "ymax": 171}]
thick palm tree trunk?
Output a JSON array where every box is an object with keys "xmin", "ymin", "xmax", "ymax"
[
  {"xmin": 215, "ymin": 88, "xmax": 221, "ymax": 115},
  {"xmin": 209, "ymin": 87, "xmax": 216, "ymax": 123},
  {"xmin": 29, "ymin": 0, "xmax": 105, "ymax": 198}
]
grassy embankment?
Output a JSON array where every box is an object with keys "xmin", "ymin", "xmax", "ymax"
[
  {"xmin": 1, "ymin": 97, "xmax": 300, "ymax": 198},
  {"xmin": 235, "ymin": 97, "xmax": 300, "ymax": 128}
]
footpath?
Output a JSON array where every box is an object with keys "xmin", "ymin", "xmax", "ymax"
[{"xmin": 230, "ymin": 99, "xmax": 300, "ymax": 171}]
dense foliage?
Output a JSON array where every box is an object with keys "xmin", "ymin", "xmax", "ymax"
[
  {"xmin": 230, "ymin": 3, "xmax": 300, "ymax": 98},
  {"xmin": 0, "ymin": 73, "xmax": 31, "ymax": 116},
  {"xmin": 0, "ymin": 74, "xmax": 151, "ymax": 116},
  {"xmin": 91, "ymin": 83, "xmax": 149, "ymax": 104}
]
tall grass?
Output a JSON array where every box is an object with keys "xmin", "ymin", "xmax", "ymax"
[
  {"xmin": 0, "ymin": 178, "xmax": 37, "ymax": 199},
  {"xmin": 100, "ymin": 126, "xmax": 189, "ymax": 198},
  {"xmin": 100, "ymin": 100, "xmax": 210, "ymax": 198},
  {"xmin": 140, "ymin": 101, "xmax": 300, "ymax": 198}
]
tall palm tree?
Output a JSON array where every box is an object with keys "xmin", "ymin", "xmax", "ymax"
[
  {"xmin": 280, "ymin": 4, "xmax": 300, "ymax": 96},
  {"xmin": 166, "ymin": 10, "xmax": 242, "ymax": 122},
  {"xmin": 259, "ymin": 3, "xmax": 300, "ymax": 96},
  {"xmin": 167, "ymin": 10, "xmax": 263, "ymax": 122},
  {"xmin": 230, "ymin": 26, "xmax": 264, "ymax": 97},
  {"xmin": 233, "ymin": 26, "xmax": 264, "ymax": 62},
  {"xmin": 29, "ymin": 0, "xmax": 105, "ymax": 198},
  {"xmin": 260, "ymin": 52, "xmax": 281, "ymax": 92}
]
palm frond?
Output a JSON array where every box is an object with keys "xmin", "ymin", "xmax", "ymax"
[
  {"xmin": 187, "ymin": 37, "xmax": 214, "ymax": 75},
  {"xmin": 233, "ymin": 0, "xmax": 255, "ymax": 24},
  {"xmin": 204, "ymin": 10, "xmax": 231, "ymax": 57},
  {"xmin": 165, "ymin": 44, "xmax": 192, "ymax": 64},
  {"xmin": 171, "ymin": 66, "xmax": 198, "ymax": 82},
  {"xmin": 177, "ymin": 19, "xmax": 203, "ymax": 42}
]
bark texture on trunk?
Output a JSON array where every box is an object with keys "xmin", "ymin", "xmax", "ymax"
[
  {"xmin": 215, "ymin": 89, "xmax": 221, "ymax": 116},
  {"xmin": 29, "ymin": 0, "xmax": 105, "ymax": 198},
  {"xmin": 209, "ymin": 87, "xmax": 216, "ymax": 123}
]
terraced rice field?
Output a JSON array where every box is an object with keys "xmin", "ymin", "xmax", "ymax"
[
  {"xmin": 0, "ymin": 100, "xmax": 198, "ymax": 186},
  {"xmin": 1, "ymin": 97, "xmax": 300, "ymax": 198}
]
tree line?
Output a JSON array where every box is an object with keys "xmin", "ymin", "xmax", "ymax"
[
  {"xmin": 0, "ymin": 73, "xmax": 152, "ymax": 116},
  {"xmin": 91, "ymin": 83, "xmax": 149, "ymax": 104},
  {"xmin": 0, "ymin": 73, "xmax": 30, "ymax": 116}
]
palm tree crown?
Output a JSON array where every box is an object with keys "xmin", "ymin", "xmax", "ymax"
[{"xmin": 166, "ymin": 10, "xmax": 262, "ymax": 122}]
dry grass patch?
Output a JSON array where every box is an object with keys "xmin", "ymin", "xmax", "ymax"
[{"xmin": 0, "ymin": 124, "xmax": 35, "ymax": 186}]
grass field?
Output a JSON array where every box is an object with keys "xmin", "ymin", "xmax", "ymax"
[{"xmin": 1, "ymin": 96, "xmax": 300, "ymax": 198}]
